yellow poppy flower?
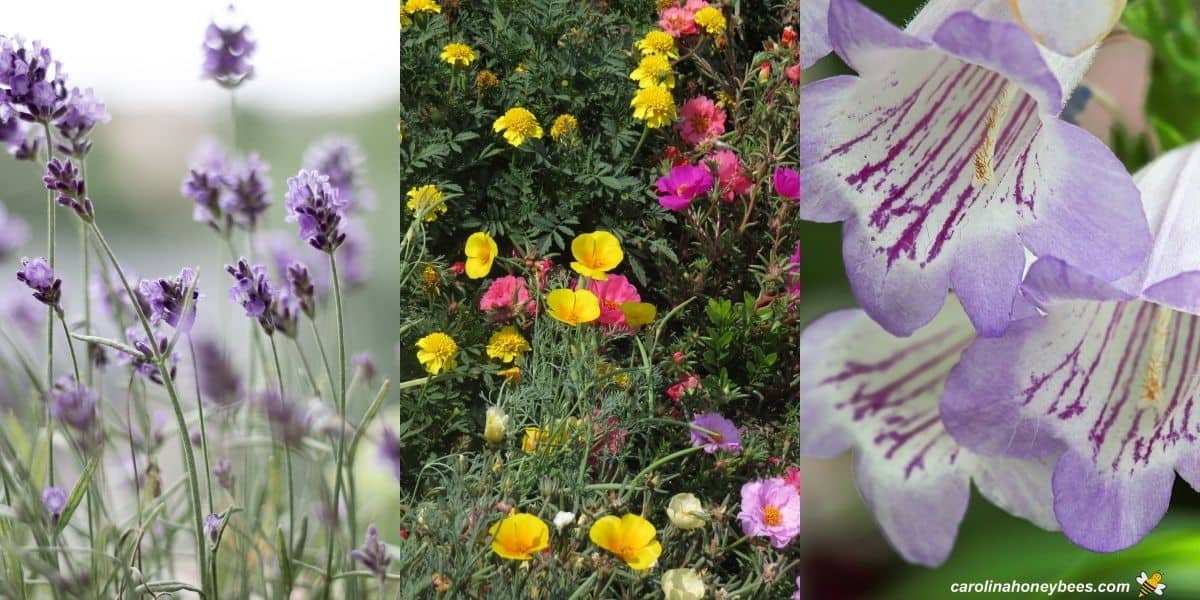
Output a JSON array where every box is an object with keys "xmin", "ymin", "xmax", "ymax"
[
  {"xmin": 570, "ymin": 231, "xmax": 624, "ymax": 280},
  {"xmin": 440, "ymin": 43, "xmax": 476, "ymax": 68},
  {"xmin": 621, "ymin": 302, "xmax": 657, "ymax": 327},
  {"xmin": 629, "ymin": 54, "xmax": 675, "ymax": 89},
  {"xmin": 464, "ymin": 232, "xmax": 498, "ymax": 279},
  {"xmin": 546, "ymin": 289, "xmax": 601, "ymax": 325},
  {"xmin": 522, "ymin": 427, "xmax": 552, "ymax": 453},
  {"xmin": 490, "ymin": 513, "xmax": 550, "ymax": 560},
  {"xmin": 589, "ymin": 514, "xmax": 662, "ymax": 571},
  {"xmin": 630, "ymin": 84, "xmax": 676, "ymax": 129},
  {"xmin": 484, "ymin": 406, "xmax": 509, "ymax": 444},
  {"xmin": 492, "ymin": 107, "xmax": 544, "ymax": 147},
  {"xmin": 636, "ymin": 30, "xmax": 679, "ymax": 59},
  {"xmin": 415, "ymin": 332, "xmax": 458, "ymax": 375},
  {"xmin": 486, "ymin": 326, "xmax": 531, "ymax": 363}
]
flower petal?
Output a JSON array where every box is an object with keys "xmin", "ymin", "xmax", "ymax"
[
  {"xmin": 588, "ymin": 515, "xmax": 620, "ymax": 550},
  {"xmin": 1008, "ymin": 0, "xmax": 1125, "ymax": 57},
  {"xmin": 800, "ymin": 0, "xmax": 832, "ymax": 68}
]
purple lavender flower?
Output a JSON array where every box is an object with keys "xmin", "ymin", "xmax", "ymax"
[
  {"xmin": 655, "ymin": 164, "xmax": 713, "ymax": 212},
  {"xmin": 192, "ymin": 338, "xmax": 242, "ymax": 408},
  {"xmin": 353, "ymin": 352, "xmax": 375, "ymax": 382},
  {"xmin": 138, "ymin": 268, "xmax": 200, "ymax": 332},
  {"xmin": 220, "ymin": 153, "xmax": 271, "ymax": 230},
  {"xmin": 302, "ymin": 136, "xmax": 373, "ymax": 213},
  {"xmin": 50, "ymin": 375, "xmax": 98, "ymax": 433},
  {"xmin": 182, "ymin": 140, "xmax": 232, "ymax": 232},
  {"xmin": 688, "ymin": 412, "xmax": 742, "ymax": 454},
  {"xmin": 0, "ymin": 201, "xmax": 29, "ymax": 262},
  {"xmin": 226, "ymin": 258, "xmax": 274, "ymax": 330},
  {"xmin": 286, "ymin": 261, "xmax": 316, "ymax": 318},
  {"xmin": 54, "ymin": 86, "xmax": 109, "ymax": 157},
  {"xmin": 350, "ymin": 524, "xmax": 391, "ymax": 579},
  {"xmin": 284, "ymin": 170, "xmax": 347, "ymax": 253},
  {"xmin": 0, "ymin": 37, "xmax": 68, "ymax": 123},
  {"xmin": 378, "ymin": 427, "xmax": 403, "ymax": 481},
  {"xmin": 120, "ymin": 326, "xmax": 177, "ymax": 385},
  {"xmin": 800, "ymin": 0, "xmax": 1150, "ymax": 337},
  {"xmin": 41, "ymin": 486, "xmax": 67, "ymax": 521},
  {"xmin": 43, "ymin": 157, "xmax": 94, "ymax": 221},
  {"xmin": 271, "ymin": 288, "xmax": 299, "ymax": 338},
  {"xmin": 800, "ymin": 298, "xmax": 1057, "ymax": 566},
  {"xmin": 201, "ymin": 15, "xmax": 256, "ymax": 88},
  {"xmin": 259, "ymin": 389, "xmax": 308, "ymax": 447},
  {"xmin": 16, "ymin": 256, "xmax": 61, "ymax": 310},
  {"xmin": 941, "ymin": 142, "xmax": 1200, "ymax": 554},
  {"xmin": 213, "ymin": 458, "xmax": 235, "ymax": 491},
  {"xmin": 204, "ymin": 512, "xmax": 223, "ymax": 544}
]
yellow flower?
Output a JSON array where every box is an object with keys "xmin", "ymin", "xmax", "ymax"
[
  {"xmin": 489, "ymin": 513, "xmax": 550, "ymax": 560},
  {"xmin": 629, "ymin": 54, "xmax": 675, "ymax": 89},
  {"xmin": 631, "ymin": 84, "xmax": 676, "ymax": 129},
  {"xmin": 440, "ymin": 43, "xmax": 476, "ymax": 68},
  {"xmin": 421, "ymin": 265, "xmax": 441, "ymax": 292},
  {"xmin": 693, "ymin": 6, "xmax": 727, "ymax": 35},
  {"xmin": 464, "ymin": 232, "xmax": 498, "ymax": 279},
  {"xmin": 493, "ymin": 107, "xmax": 543, "ymax": 147},
  {"xmin": 666, "ymin": 493, "xmax": 705, "ymax": 530},
  {"xmin": 636, "ymin": 30, "xmax": 679, "ymax": 59},
  {"xmin": 475, "ymin": 69, "xmax": 499, "ymax": 92},
  {"xmin": 621, "ymin": 302, "xmax": 657, "ymax": 328},
  {"xmin": 661, "ymin": 568, "xmax": 706, "ymax": 600},
  {"xmin": 589, "ymin": 514, "xmax": 662, "ymax": 571},
  {"xmin": 484, "ymin": 406, "xmax": 509, "ymax": 444},
  {"xmin": 486, "ymin": 326, "xmax": 531, "ymax": 363},
  {"xmin": 546, "ymin": 289, "xmax": 601, "ymax": 325},
  {"xmin": 416, "ymin": 332, "xmax": 458, "ymax": 375},
  {"xmin": 522, "ymin": 427, "xmax": 552, "ymax": 453},
  {"xmin": 570, "ymin": 231, "xmax": 624, "ymax": 280},
  {"xmin": 402, "ymin": 0, "xmax": 441, "ymax": 16},
  {"xmin": 406, "ymin": 184, "xmax": 447, "ymax": 222},
  {"xmin": 550, "ymin": 114, "xmax": 578, "ymax": 142},
  {"xmin": 497, "ymin": 365, "xmax": 522, "ymax": 384}
]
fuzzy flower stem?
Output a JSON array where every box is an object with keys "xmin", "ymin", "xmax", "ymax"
[
  {"xmin": 188, "ymin": 336, "xmax": 215, "ymax": 513},
  {"xmin": 88, "ymin": 222, "xmax": 209, "ymax": 592},
  {"xmin": 291, "ymin": 337, "xmax": 323, "ymax": 396},
  {"xmin": 268, "ymin": 333, "xmax": 296, "ymax": 550},
  {"xmin": 42, "ymin": 121, "xmax": 56, "ymax": 486},
  {"xmin": 81, "ymin": 159, "xmax": 93, "ymax": 384},
  {"xmin": 322, "ymin": 253, "xmax": 350, "ymax": 598}
]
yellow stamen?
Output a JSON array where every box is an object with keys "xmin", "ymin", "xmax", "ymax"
[
  {"xmin": 1142, "ymin": 308, "xmax": 1173, "ymax": 405},
  {"xmin": 973, "ymin": 83, "xmax": 1016, "ymax": 184}
]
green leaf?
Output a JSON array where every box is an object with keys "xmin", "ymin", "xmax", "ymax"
[{"xmin": 55, "ymin": 454, "xmax": 101, "ymax": 534}]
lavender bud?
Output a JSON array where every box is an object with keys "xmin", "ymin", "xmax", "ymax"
[
  {"xmin": 16, "ymin": 256, "xmax": 62, "ymax": 311},
  {"xmin": 259, "ymin": 389, "xmax": 308, "ymax": 447},
  {"xmin": 213, "ymin": 458, "xmax": 235, "ymax": 492},
  {"xmin": 41, "ymin": 486, "xmax": 67, "ymax": 521},
  {"xmin": 350, "ymin": 524, "xmax": 391, "ymax": 579},
  {"xmin": 50, "ymin": 375, "xmax": 97, "ymax": 433},
  {"xmin": 43, "ymin": 157, "xmax": 94, "ymax": 221},
  {"xmin": 138, "ymin": 268, "xmax": 200, "ymax": 332},
  {"xmin": 352, "ymin": 352, "xmax": 375, "ymax": 382},
  {"xmin": 120, "ymin": 326, "xmax": 177, "ymax": 385},
  {"xmin": 193, "ymin": 338, "xmax": 242, "ymax": 408},
  {"xmin": 220, "ymin": 153, "xmax": 271, "ymax": 230},
  {"xmin": 270, "ymin": 288, "xmax": 299, "ymax": 338},
  {"xmin": 201, "ymin": 12, "xmax": 256, "ymax": 89},
  {"xmin": 0, "ymin": 37, "xmax": 68, "ymax": 123},
  {"xmin": 183, "ymin": 168, "xmax": 228, "ymax": 234},
  {"xmin": 204, "ymin": 512, "xmax": 223, "ymax": 544},
  {"xmin": 286, "ymin": 261, "xmax": 316, "ymax": 318},
  {"xmin": 54, "ymin": 86, "xmax": 109, "ymax": 158},
  {"xmin": 226, "ymin": 258, "xmax": 276, "ymax": 335},
  {"xmin": 378, "ymin": 427, "xmax": 403, "ymax": 482},
  {"xmin": 284, "ymin": 170, "xmax": 347, "ymax": 253}
]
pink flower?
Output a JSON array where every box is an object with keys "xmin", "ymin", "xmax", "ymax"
[
  {"xmin": 738, "ymin": 477, "xmax": 801, "ymax": 548},
  {"xmin": 785, "ymin": 244, "xmax": 800, "ymax": 299},
  {"xmin": 773, "ymin": 167, "xmax": 800, "ymax": 200},
  {"xmin": 659, "ymin": 7, "xmax": 699, "ymax": 37},
  {"xmin": 676, "ymin": 96, "xmax": 726, "ymax": 145},
  {"xmin": 587, "ymin": 274, "xmax": 641, "ymax": 327},
  {"xmin": 536, "ymin": 258, "xmax": 554, "ymax": 289},
  {"xmin": 666, "ymin": 373, "xmax": 701, "ymax": 402},
  {"xmin": 786, "ymin": 62, "xmax": 800, "ymax": 87},
  {"xmin": 479, "ymin": 275, "xmax": 534, "ymax": 318},
  {"xmin": 683, "ymin": 0, "xmax": 709, "ymax": 12},
  {"xmin": 656, "ymin": 164, "xmax": 713, "ymax": 211},
  {"xmin": 706, "ymin": 150, "xmax": 753, "ymax": 202},
  {"xmin": 783, "ymin": 466, "xmax": 800, "ymax": 493}
]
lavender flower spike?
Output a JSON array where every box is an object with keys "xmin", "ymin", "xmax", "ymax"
[
  {"xmin": 44, "ymin": 157, "xmax": 95, "ymax": 221},
  {"xmin": 800, "ymin": 0, "xmax": 1150, "ymax": 337},
  {"xmin": 120, "ymin": 326, "xmax": 178, "ymax": 385},
  {"xmin": 350, "ymin": 524, "xmax": 392, "ymax": 579},
  {"xmin": 16, "ymin": 257, "xmax": 62, "ymax": 311},
  {"xmin": 285, "ymin": 169, "xmax": 347, "ymax": 253},
  {"xmin": 302, "ymin": 136, "xmax": 373, "ymax": 213},
  {"xmin": 942, "ymin": 142, "xmax": 1200, "ymax": 553},
  {"xmin": 202, "ymin": 11, "xmax": 256, "ymax": 88},
  {"xmin": 50, "ymin": 375, "xmax": 98, "ymax": 434},
  {"xmin": 139, "ymin": 268, "xmax": 200, "ymax": 333},
  {"xmin": 0, "ymin": 37, "xmax": 68, "ymax": 123},
  {"xmin": 220, "ymin": 153, "xmax": 272, "ymax": 230},
  {"xmin": 801, "ymin": 295, "xmax": 1058, "ymax": 566},
  {"xmin": 54, "ymin": 86, "xmax": 110, "ymax": 158},
  {"xmin": 193, "ymin": 338, "xmax": 242, "ymax": 407},
  {"xmin": 41, "ymin": 486, "xmax": 67, "ymax": 521},
  {"xmin": 226, "ymin": 258, "xmax": 275, "ymax": 332}
]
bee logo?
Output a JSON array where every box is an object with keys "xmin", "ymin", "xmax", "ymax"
[{"xmin": 1137, "ymin": 571, "xmax": 1166, "ymax": 597}]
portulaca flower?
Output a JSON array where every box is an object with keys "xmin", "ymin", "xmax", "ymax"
[
  {"xmin": 800, "ymin": 0, "xmax": 1149, "ymax": 337},
  {"xmin": 801, "ymin": 295, "xmax": 1058, "ymax": 565},
  {"xmin": 942, "ymin": 142, "xmax": 1200, "ymax": 552}
]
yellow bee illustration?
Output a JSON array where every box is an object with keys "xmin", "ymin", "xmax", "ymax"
[{"xmin": 1137, "ymin": 571, "xmax": 1166, "ymax": 597}]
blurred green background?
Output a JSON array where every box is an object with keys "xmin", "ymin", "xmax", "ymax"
[{"xmin": 799, "ymin": 1, "xmax": 1200, "ymax": 598}]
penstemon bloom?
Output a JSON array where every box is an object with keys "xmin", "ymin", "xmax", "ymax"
[
  {"xmin": 799, "ymin": 0, "xmax": 1150, "ymax": 336},
  {"xmin": 801, "ymin": 296, "xmax": 1058, "ymax": 565},
  {"xmin": 800, "ymin": 0, "xmax": 831, "ymax": 68},
  {"xmin": 942, "ymin": 142, "xmax": 1200, "ymax": 553}
]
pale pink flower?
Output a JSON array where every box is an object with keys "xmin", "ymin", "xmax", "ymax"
[
  {"xmin": 676, "ymin": 96, "xmax": 726, "ymax": 145},
  {"xmin": 587, "ymin": 274, "xmax": 641, "ymax": 327},
  {"xmin": 666, "ymin": 373, "xmax": 702, "ymax": 402},
  {"xmin": 706, "ymin": 150, "xmax": 753, "ymax": 202},
  {"xmin": 479, "ymin": 275, "xmax": 534, "ymax": 317},
  {"xmin": 659, "ymin": 7, "xmax": 699, "ymax": 37}
]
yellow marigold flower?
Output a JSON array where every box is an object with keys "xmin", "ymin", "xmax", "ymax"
[
  {"xmin": 440, "ymin": 43, "xmax": 476, "ymax": 68},
  {"xmin": 636, "ymin": 30, "xmax": 679, "ymax": 59},
  {"xmin": 415, "ymin": 332, "xmax": 458, "ymax": 375},
  {"xmin": 486, "ymin": 326, "xmax": 531, "ymax": 363},
  {"xmin": 629, "ymin": 54, "xmax": 676, "ymax": 89},
  {"xmin": 490, "ymin": 513, "xmax": 549, "ymax": 560},
  {"xmin": 475, "ymin": 69, "xmax": 499, "ymax": 92},
  {"xmin": 497, "ymin": 365, "xmax": 522, "ymax": 385},
  {"xmin": 570, "ymin": 230, "xmax": 624, "ymax": 280},
  {"xmin": 621, "ymin": 302, "xmax": 657, "ymax": 327},
  {"xmin": 631, "ymin": 84, "xmax": 676, "ymax": 129},
  {"xmin": 589, "ymin": 514, "xmax": 662, "ymax": 571},
  {"xmin": 402, "ymin": 0, "xmax": 441, "ymax": 16},
  {"xmin": 492, "ymin": 107, "xmax": 543, "ymax": 147},
  {"xmin": 546, "ymin": 289, "xmax": 601, "ymax": 326},
  {"xmin": 693, "ymin": 6, "xmax": 726, "ymax": 35},
  {"xmin": 406, "ymin": 184, "xmax": 447, "ymax": 222},
  {"xmin": 484, "ymin": 406, "xmax": 509, "ymax": 444},
  {"xmin": 464, "ymin": 232, "xmax": 498, "ymax": 279},
  {"xmin": 550, "ymin": 114, "xmax": 578, "ymax": 142}
]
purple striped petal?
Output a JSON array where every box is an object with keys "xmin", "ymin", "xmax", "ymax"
[
  {"xmin": 801, "ymin": 298, "xmax": 1057, "ymax": 566},
  {"xmin": 800, "ymin": 0, "xmax": 831, "ymax": 68},
  {"xmin": 944, "ymin": 294, "xmax": 1200, "ymax": 551},
  {"xmin": 801, "ymin": 0, "xmax": 1149, "ymax": 337}
]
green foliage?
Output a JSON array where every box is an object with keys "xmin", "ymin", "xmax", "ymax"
[{"xmin": 1123, "ymin": 0, "xmax": 1200, "ymax": 154}]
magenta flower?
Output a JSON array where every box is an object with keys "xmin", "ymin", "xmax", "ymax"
[
  {"xmin": 676, "ymin": 96, "xmax": 726, "ymax": 145},
  {"xmin": 773, "ymin": 167, "xmax": 800, "ymax": 200},
  {"xmin": 706, "ymin": 150, "xmax": 752, "ymax": 202},
  {"xmin": 689, "ymin": 412, "xmax": 741, "ymax": 454},
  {"xmin": 656, "ymin": 164, "xmax": 713, "ymax": 211},
  {"xmin": 737, "ymin": 477, "xmax": 801, "ymax": 548},
  {"xmin": 588, "ymin": 274, "xmax": 641, "ymax": 327}
]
